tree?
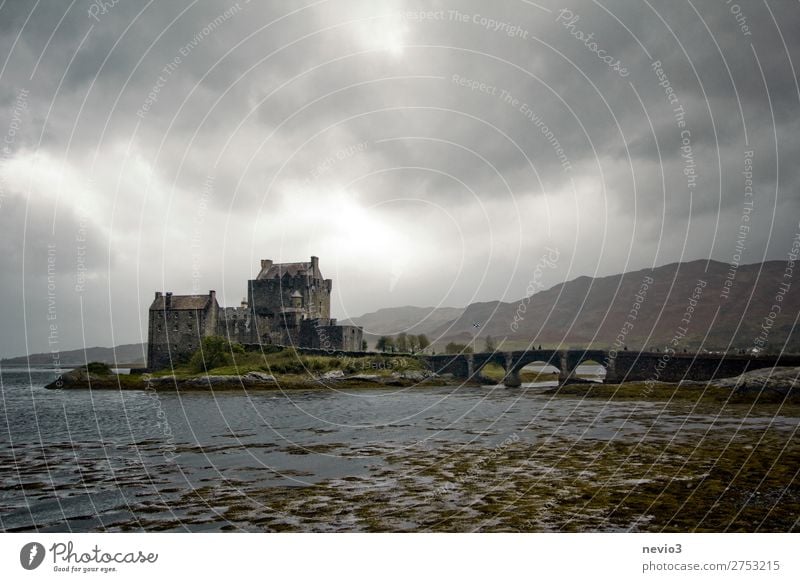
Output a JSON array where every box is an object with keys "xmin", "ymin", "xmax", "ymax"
[
  {"xmin": 417, "ymin": 334, "xmax": 430, "ymax": 353},
  {"xmin": 484, "ymin": 335, "xmax": 496, "ymax": 352},
  {"xmin": 376, "ymin": 336, "xmax": 395, "ymax": 353},
  {"xmin": 445, "ymin": 342, "xmax": 473, "ymax": 354},
  {"xmin": 395, "ymin": 332, "xmax": 409, "ymax": 353},
  {"xmin": 189, "ymin": 336, "xmax": 244, "ymax": 372},
  {"xmin": 361, "ymin": 339, "xmax": 368, "ymax": 352},
  {"xmin": 407, "ymin": 334, "xmax": 420, "ymax": 354}
]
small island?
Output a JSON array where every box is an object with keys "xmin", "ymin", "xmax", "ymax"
[{"xmin": 47, "ymin": 337, "xmax": 451, "ymax": 392}]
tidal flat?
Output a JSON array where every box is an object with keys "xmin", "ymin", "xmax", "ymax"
[
  {"xmin": 2, "ymin": 366, "xmax": 798, "ymax": 532},
  {"xmin": 134, "ymin": 427, "xmax": 799, "ymax": 532}
]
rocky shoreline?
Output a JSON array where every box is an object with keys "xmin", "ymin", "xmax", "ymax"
[
  {"xmin": 45, "ymin": 367, "xmax": 455, "ymax": 391},
  {"xmin": 46, "ymin": 364, "xmax": 800, "ymax": 403}
]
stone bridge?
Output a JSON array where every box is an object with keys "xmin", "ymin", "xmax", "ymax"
[{"xmin": 420, "ymin": 349, "xmax": 800, "ymax": 387}]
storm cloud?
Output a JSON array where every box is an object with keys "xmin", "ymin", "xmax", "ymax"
[{"xmin": 1, "ymin": 0, "xmax": 798, "ymax": 356}]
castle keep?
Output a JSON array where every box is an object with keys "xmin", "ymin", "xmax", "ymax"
[{"xmin": 147, "ymin": 256, "xmax": 363, "ymax": 370}]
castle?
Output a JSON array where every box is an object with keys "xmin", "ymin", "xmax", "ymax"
[{"xmin": 147, "ymin": 256, "xmax": 363, "ymax": 370}]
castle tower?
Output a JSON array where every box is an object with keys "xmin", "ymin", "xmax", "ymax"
[
  {"xmin": 248, "ymin": 255, "xmax": 331, "ymax": 321},
  {"xmin": 147, "ymin": 290, "xmax": 219, "ymax": 370},
  {"xmin": 290, "ymin": 289, "xmax": 303, "ymax": 309}
]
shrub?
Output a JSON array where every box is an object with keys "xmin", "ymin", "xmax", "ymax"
[
  {"xmin": 262, "ymin": 360, "xmax": 305, "ymax": 375},
  {"xmin": 261, "ymin": 344, "xmax": 284, "ymax": 355},
  {"xmin": 86, "ymin": 362, "xmax": 111, "ymax": 375},
  {"xmin": 189, "ymin": 336, "xmax": 245, "ymax": 372}
]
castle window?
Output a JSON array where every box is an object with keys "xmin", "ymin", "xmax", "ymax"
[{"xmin": 173, "ymin": 324, "xmax": 179, "ymax": 331}]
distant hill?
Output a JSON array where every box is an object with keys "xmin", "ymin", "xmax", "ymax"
[
  {"xmin": 1, "ymin": 343, "xmax": 146, "ymax": 367},
  {"xmin": 431, "ymin": 260, "xmax": 800, "ymax": 352},
  {"xmin": 6, "ymin": 260, "xmax": 797, "ymax": 362},
  {"xmin": 340, "ymin": 305, "xmax": 465, "ymax": 344}
]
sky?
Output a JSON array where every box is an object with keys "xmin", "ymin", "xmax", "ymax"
[{"xmin": 0, "ymin": 0, "xmax": 798, "ymax": 356}]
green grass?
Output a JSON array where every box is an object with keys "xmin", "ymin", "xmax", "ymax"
[
  {"xmin": 152, "ymin": 348, "xmax": 424, "ymax": 379},
  {"xmin": 520, "ymin": 370, "xmax": 563, "ymax": 382},
  {"xmin": 479, "ymin": 363, "xmax": 506, "ymax": 382},
  {"xmin": 54, "ymin": 348, "xmax": 445, "ymax": 391},
  {"xmin": 547, "ymin": 381, "xmax": 800, "ymax": 406}
]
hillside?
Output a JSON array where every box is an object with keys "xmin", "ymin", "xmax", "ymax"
[
  {"xmin": 1, "ymin": 343, "xmax": 146, "ymax": 367},
  {"xmin": 6, "ymin": 260, "xmax": 797, "ymax": 362},
  {"xmin": 431, "ymin": 260, "xmax": 799, "ymax": 352},
  {"xmin": 340, "ymin": 305, "xmax": 465, "ymax": 344}
]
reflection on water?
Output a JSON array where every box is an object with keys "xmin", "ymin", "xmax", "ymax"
[{"xmin": 1, "ymin": 365, "xmax": 796, "ymax": 532}]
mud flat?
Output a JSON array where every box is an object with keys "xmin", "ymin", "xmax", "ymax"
[
  {"xmin": 8, "ymin": 365, "xmax": 798, "ymax": 532},
  {"xmin": 92, "ymin": 429, "xmax": 800, "ymax": 533}
]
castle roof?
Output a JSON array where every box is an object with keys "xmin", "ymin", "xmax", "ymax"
[
  {"xmin": 149, "ymin": 293, "xmax": 216, "ymax": 311},
  {"xmin": 257, "ymin": 260, "xmax": 323, "ymax": 280}
]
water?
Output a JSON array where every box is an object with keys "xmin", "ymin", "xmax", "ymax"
[{"xmin": 1, "ymin": 365, "xmax": 797, "ymax": 532}]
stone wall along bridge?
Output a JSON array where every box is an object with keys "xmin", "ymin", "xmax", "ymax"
[{"xmin": 420, "ymin": 349, "xmax": 800, "ymax": 387}]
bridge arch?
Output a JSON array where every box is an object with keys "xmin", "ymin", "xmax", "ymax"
[
  {"xmin": 515, "ymin": 360, "xmax": 561, "ymax": 384},
  {"xmin": 564, "ymin": 350, "xmax": 612, "ymax": 383},
  {"xmin": 421, "ymin": 348, "xmax": 800, "ymax": 387},
  {"xmin": 570, "ymin": 358, "xmax": 607, "ymax": 383},
  {"xmin": 503, "ymin": 350, "xmax": 565, "ymax": 387},
  {"xmin": 471, "ymin": 352, "xmax": 510, "ymax": 384}
]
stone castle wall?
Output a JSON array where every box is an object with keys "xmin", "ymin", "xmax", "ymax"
[
  {"xmin": 299, "ymin": 319, "xmax": 363, "ymax": 352},
  {"xmin": 147, "ymin": 306, "xmax": 215, "ymax": 370},
  {"xmin": 248, "ymin": 276, "xmax": 332, "ymax": 320}
]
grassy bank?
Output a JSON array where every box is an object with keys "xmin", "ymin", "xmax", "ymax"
[
  {"xmin": 152, "ymin": 348, "xmax": 425, "ymax": 379},
  {"xmin": 547, "ymin": 380, "xmax": 800, "ymax": 406},
  {"xmin": 47, "ymin": 349, "xmax": 447, "ymax": 391}
]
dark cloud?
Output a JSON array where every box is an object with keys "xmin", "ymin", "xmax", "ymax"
[{"xmin": 1, "ymin": 0, "xmax": 798, "ymax": 355}]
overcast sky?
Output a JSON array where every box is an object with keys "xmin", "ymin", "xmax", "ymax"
[{"xmin": 1, "ymin": 0, "xmax": 798, "ymax": 356}]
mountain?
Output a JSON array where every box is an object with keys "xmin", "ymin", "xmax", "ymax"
[
  {"xmin": 340, "ymin": 305, "xmax": 465, "ymax": 341},
  {"xmin": 431, "ymin": 260, "xmax": 800, "ymax": 352},
  {"xmin": 6, "ymin": 260, "xmax": 797, "ymax": 362},
  {"xmin": 1, "ymin": 343, "xmax": 146, "ymax": 367}
]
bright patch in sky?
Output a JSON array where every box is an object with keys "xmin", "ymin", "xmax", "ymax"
[{"xmin": 354, "ymin": 13, "xmax": 408, "ymax": 56}]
